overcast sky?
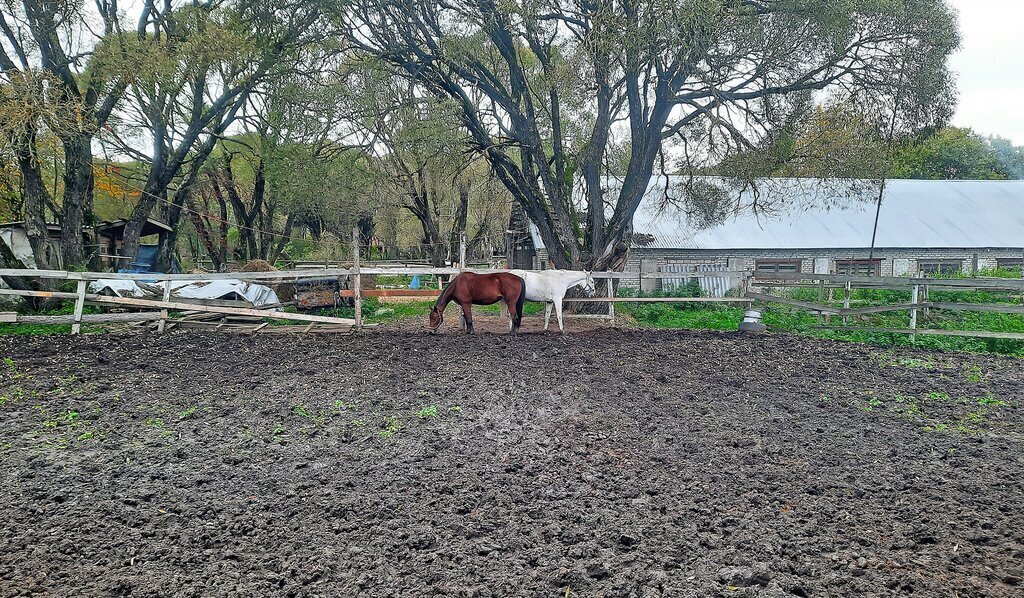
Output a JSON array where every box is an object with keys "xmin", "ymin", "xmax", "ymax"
[{"xmin": 947, "ymin": 0, "xmax": 1024, "ymax": 143}]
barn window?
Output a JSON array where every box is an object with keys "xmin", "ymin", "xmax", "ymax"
[
  {"xmin": 755, "ymin": 260, "xmax": 801, "ymax": 275},
  {"xmin": 835, "ymin": 259, "xmax": 881, "ymax": 276},
  {"xmin": 918, "ymin": 260, "xmax": 963, "ymax": 275},
  {"xmin": 996, "ymin": 258, "xmax": 1024, "ymax": 273}
]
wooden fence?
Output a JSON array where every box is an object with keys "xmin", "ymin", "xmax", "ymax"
[
  {"xmin": 746, "ymin": 272, "xmax": 1024, "ymax": 342},
  {"xmin": 7, "ymin": 244, "xmax": 1023, "ymax": 342},
  {"xmin": 0, "ymin": 227, "xmax": 753, "ymax": 334}
]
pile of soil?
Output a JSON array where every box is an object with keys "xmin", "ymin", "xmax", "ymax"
[{"xmin": 1, "ymin": 330, "xmax": 1022, "ymax": 597}]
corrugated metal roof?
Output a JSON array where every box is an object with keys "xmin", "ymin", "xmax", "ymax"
[{"xmin": 532, "ymin": 178, "xmax": 1024, "ymax": 250}]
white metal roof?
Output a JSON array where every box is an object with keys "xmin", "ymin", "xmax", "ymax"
[{"xmin": 532, "ymin": 178, "xmax": 1024, "ymax": 250}]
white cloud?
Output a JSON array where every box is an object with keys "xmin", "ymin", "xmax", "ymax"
[{"xmin": 947, "ymin": 0, "xmax": 1024, "ymax": 143}]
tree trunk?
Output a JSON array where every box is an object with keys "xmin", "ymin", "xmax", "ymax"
[
  {"xmin": 186, "ymin": 196, "xmax": 226, "ymax": 271},
  {"xmin": 269, "ymin": 213, "xmax": 295, "ymax": 264},
  {"xmin": 220, "ymin": 159, "xmax": 258, "ymax": 261},
  {"xmin": 449, "ymin": 181, "xmax": 469, "ymax": 263},
  {"xmin": 14, "ymin": 132, "xmax": 57, "ymax": 270},
  {"xmin": 59, "ymin": 132, "xmax": 97, "ymax": 269},
  {"xmin": 121, "ymin": 175, "xmax": 165, "ymax": 269}
]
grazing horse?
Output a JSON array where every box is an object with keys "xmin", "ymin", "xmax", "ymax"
[
  {"xmin": 428, "ymin": 272, "xmax": 526, "ymax": 335},
  {"xmin": 508, "ymin": 269, "xmax": 596, "ymax": 333}
]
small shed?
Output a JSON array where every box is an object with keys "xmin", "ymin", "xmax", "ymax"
[
  {"xmin": 0, "ymin": 218, "xmax": 172, "ymax": 270},
  {"xmin": 506, "ymin": 205, "xmax": 546, "ymax": 270},
  {"xmin": 96, "ymin": 218, "xmax": 173, "ymax": 270}
]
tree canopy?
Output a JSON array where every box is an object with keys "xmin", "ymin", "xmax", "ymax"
[
  {"xmin": 0, "ymin": 0, "xmax": 986, "ymax": 277},
  {"xmin": 336, "ymin": 0, "xmax": 960, "ymax": 268}
]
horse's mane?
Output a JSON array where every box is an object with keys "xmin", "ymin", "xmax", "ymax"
[{"xmin": 434, "ymin": 277, "xmax": 457, "ymax": 309}]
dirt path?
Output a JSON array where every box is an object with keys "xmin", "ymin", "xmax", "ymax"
[{"xmin": 1, "ymin": 330, "xmax": 1022, "ymax": 597}]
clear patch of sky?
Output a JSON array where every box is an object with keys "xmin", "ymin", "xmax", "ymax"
[{"xmin": 947, "ymin": 0, "xmax": 1024, "ymax": 144}]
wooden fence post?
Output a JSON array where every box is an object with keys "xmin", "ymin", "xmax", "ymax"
[
  {"xmin": 459, "ymin": 231, "xmax": 467, "ymax": 270},
  {"xmin": 817, "ymin": 279, "xmax": 825, "ymax": 326},
  {"xmin": 352, "ymin": 227, "xmax": 362, "ymax": 332},
  {"xmin": 910, "ymin": 284, "xmax": 919, "ymax": 343},
  {"xmin": 157, "ymin": 280, "xmax": 172, "ymax": 333},
  {"xmin": 607, "ymin": 276, "xmax": 615, "ymax": 325},
  {"xmin": 843, "ymin": 281, "xmax": 851, "ymax": 325},
  {"xmin": 71, "ymin": 280, "xmax": 87, "ymax": 335}
]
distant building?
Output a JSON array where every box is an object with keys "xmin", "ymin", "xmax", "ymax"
[{"xmin": 517, "ymin": 178, "xmax": 1024, "ymax": 291}]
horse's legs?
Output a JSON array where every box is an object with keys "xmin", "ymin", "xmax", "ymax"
[
  {"xmin": 499, "ymin": 299, "xmax": 512, "ymax": 332},
  {"xmin": 544, "ymin": 302, "xmax": 553, "ymax": 331},
  {"xmin": 555, "ymin": 296, "xmax": 565, "ymax": 332},
  {"xmin": 460, "ymin": 302, "xmax": 474, "ymax": 334}
]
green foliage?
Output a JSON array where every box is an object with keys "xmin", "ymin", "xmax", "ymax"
[
  {"xmin": 379, "ymin": 415, "xmax": 401, "ymax": 438},
  {"xmin": 416, "ymin": 405, "xmax": 438, "ymax": 419},
  {"xmin": 891, "ymin": 127, "xmax": 1009, "ymax": 180},
  {"xmin": 626, "ymin": 303, "xmax": 743, "ymax": 330}
]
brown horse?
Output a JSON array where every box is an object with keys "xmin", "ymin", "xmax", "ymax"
[{"xmin": 428, "ymin": 272, "xmax": 526, "ymax": 335}]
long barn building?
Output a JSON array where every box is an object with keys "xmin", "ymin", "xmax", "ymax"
[{"xmin": 514, "ymin": 178, "xmax": 1024, "ymax": 291}]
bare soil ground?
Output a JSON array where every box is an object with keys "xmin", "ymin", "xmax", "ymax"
[{"xmin": 1, "ymin": 329, "xmax": 1023, "ymax": 597}]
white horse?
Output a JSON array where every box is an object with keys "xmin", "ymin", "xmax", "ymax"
[{"xmin": 506, "ymin": 269, "xmax": 597, "ymax": 333}]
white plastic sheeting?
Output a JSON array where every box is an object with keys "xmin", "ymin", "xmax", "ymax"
[{"xmin": 88, "ymin": 279, "xmax": 280, "ymax": 308}]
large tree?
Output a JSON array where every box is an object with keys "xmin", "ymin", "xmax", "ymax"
[
  {"xmin": 338, "ymin": 0, "xmax": 959, "ymax": 270},
  {"xmin": 105, "ymin": 0, "xmax": 326, "ymax": 270},
  {"xmin": 1, "ymin": 0, "xmax": 137, "ymax": 268}
]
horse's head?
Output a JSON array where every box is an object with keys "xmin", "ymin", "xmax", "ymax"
[
  {"xmin": 427, "ymin": 305, "xmax": 443, "ymax": 333},
  {"xmin": 582, "ymin": 271, "xmax": 597, "ymax": 297}
]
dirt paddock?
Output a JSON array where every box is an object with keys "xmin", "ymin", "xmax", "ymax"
[{"xmin": 2, "ymin": 329, "xmax": 1023, "ymax": 597}]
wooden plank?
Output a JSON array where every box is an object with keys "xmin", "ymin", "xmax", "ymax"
[
  {"xmin": 251, "ymin": 322, "xmax": 269, "ymax": 334},
  {"xmin": 352, "ymin": 227, "xmax": 363, "ymax": 332},
  {"xmin": 71, "ymin": 280, "xmax": 87, "ymax": 335},
  {"xmin": 16, "ymin": 312, "xmax": 163, "ymax": 325},
  {"xmin": 0, "ymin": 312, "xmax": 16, "ymax": 323},
  {"xmin": 565, "ymin": 297, "xmax": 752, "ymax": 303},
  {"xmin": 841, "ymin": 303, "xmax": 932, "ymax": 316},
  {"xmin": 167, "ymin": 319, "xmax": 356, "ymax": 334},
  {"xmin": 0, "ymin": 266, "xmax": 712, "ymax": 284},
  {"xmin": 0, "ymin": 288, "xmax": 357, "ymax": 325},
  {"xmin": 337, "ymin": 289, "xmax": 439, "ymax": 298},
  {"xmin": 928, "ymin": 302, "xmax": 1024, "ymax": 314},
  {"xmin": 757, "ymin": 272, "xmax": 1024, "ymax": 291},
  {"xmin": 817, "ymin": 326, "xmax": 1024, "ymax": 341},
  {"xmin": 746, "ymin": 291, "xmax": 842, "ymax": 314}
]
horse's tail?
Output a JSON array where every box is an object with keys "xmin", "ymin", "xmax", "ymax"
[{"xmin": 514, "ymin": 275, "xmax": 526, "ymax": 327}]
